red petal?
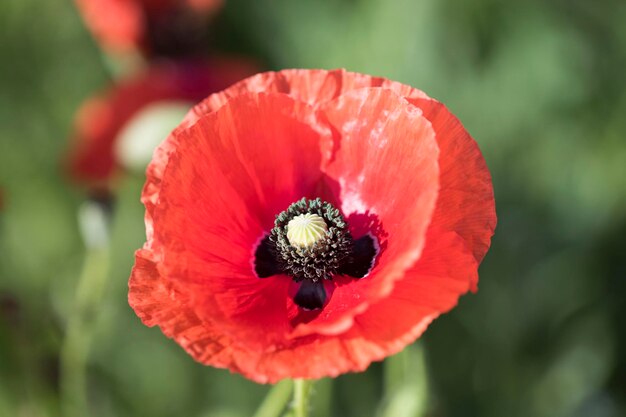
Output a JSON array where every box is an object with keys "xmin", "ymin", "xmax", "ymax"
[
  {"xmin": 290, "ymin": 87, "xmax": 440, "ymax": 337},
  {"xmin": 231, "ymin": 230, "xmax": 477, "ymax": 383},
  {"xmin": 410, "ymin": 98, "xmax": 496, "ymax": 266},
  {"xmin": 357, "ymin": 76, "xmax": 496, "ymax": 265},
  {"xmin": 128, "ymin": 249, "xmax": 235, "ymax": 367},
  {"xmin": 147, "ymin": 69, "xmax": 428, "ymax": 208},
  {"xmin": 130, "ymin": 247, "xmax": 421, "ymax": 383},
  {"xmin": 74, "ymin": 0, "xmax": 143, "ymax": 53},
  {"xmin": 350, "ymin": 229, "xmax": 477, "ymax": 346},
  {"xmin": 147, "ymin": 92, "xmax": 333, "ymax": 347},
  {"xmin": 187, "ymin": 68, "xmax": 428, "ymax": 120}
]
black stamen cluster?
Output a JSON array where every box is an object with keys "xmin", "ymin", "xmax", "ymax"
[{"xmin": 268, "ymin": 198, "xmax": 353, "ymax": 282}]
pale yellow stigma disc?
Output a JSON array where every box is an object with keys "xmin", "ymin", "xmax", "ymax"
[{"xmin": 286, "ymin": 213, "xmax": 328, "ymax": 248}]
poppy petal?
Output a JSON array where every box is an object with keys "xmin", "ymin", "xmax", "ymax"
[
  {"xmin": 130, "ymin": 246, "xmax": 433, "ymax": 383},
  {"xmin": 290, "ymin": 87, "xmax": 440, "ymax": 337},
  {"xmin": 128, "ymin": 249, "xmax": 234, "ymax": 368},
  {"xmin": 145, "ymin": 92, "xmax": 334, "ymax": 350},
  {"xmin": 224, "ymin": 230, "xmax": 476, "ymax": 382},
  {"xmin": 409, "ymin": 98, "xmax": 497, "ymax": 266},
  {"xmin": 187, "ymin": 68, "xmax": 428, "ymax": 119},
  {"xmin": 349, "ymin": 229, "xmax": 478, "ymax": 348},
  {"xmin": 365, "ymin": 77, "xmax": 496, "ymax": 266}
]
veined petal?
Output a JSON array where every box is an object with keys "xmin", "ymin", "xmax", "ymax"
[
  {"xmin": 144, "ymin": 92, "xmax": 334, "ymax": 350},
  {"xmin": 289, "ymin": 87, "xmax": 440, "ymax": 337}
]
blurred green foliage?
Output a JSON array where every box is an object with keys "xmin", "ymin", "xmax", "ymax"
[{"xmin": 1, "ymin": 0, "xmax": 625, "ymax": 416}]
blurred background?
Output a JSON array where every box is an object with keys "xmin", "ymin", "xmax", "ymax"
[{"xmin": 1, "ymin": 0, "xmax": 625, "ymax": 416}]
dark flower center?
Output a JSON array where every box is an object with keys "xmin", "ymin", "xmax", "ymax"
[{"xmin": 254, "ymin": 198, "xmax": 378, "ymax": 310}]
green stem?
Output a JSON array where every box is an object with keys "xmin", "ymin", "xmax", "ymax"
[
  {"xmin": 378, "ymin": 343, "xmax": 429, "ymax": 417},
  {"xmin": 60, "ymin": 202, "xmax": 111, "ymax": 417},
  {"xmin": 252, "ymin": 380, "xmax": 293, "ymax": 417},
  {"xmin": 383, "ymin": 346, "xmax": 409, "ymax": 397},
  {"xmin": 308, "ymin": 378, "xmax": 332, "ymax": 417},
  {"xmin": 292, "ymin": 379, "xmax": 313, "ymax": 417}
]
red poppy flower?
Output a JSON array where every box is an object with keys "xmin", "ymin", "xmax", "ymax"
[
  {"xmin": 128, "ymin": 69, "xmax": 496, "ymax": 383},
  {"xmin": 74, "ymin": 0, "xmax": 222, "ymax": 56},
  {"xmin": 66, "ymin": 59, "xmax": 258, "ymax": 187}
]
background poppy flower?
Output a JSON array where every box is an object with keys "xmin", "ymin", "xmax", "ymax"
[
  {"xmin": 129, "ymin": 69, "xmax": 496, "ymax": 383},
  {"xmin": 74, "ymin": 0, "xmax": 222, "ymax": 57},
  {"xmin": 65, "ymin": 58, "xmax": 258, "ymax": 188}
]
